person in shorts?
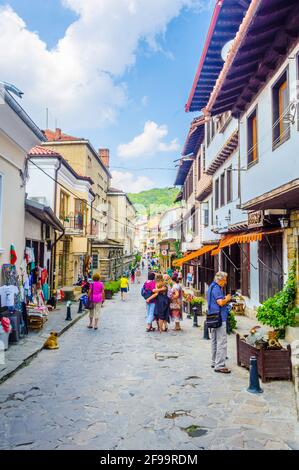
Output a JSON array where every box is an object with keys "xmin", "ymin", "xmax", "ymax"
[{"xmin": 120, "ymin": 274, "xmax": 129, "ymax": 301}]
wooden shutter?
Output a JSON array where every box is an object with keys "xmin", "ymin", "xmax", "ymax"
[{"xmin": 240, "ymin": 243, "xmax": 250, "ymax": 297}]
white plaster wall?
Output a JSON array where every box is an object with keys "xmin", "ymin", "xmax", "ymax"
[
  {"xmin": 26, "ymin": 159, "xmax": 56, "ymax": 208},
  {"xmin": 213, "ymin": 151, "xmax": 246, "ymax": 230},
  {"xmin": 240, "ymin": 41, "xmax": 299, "ymax": 205},
  {"xmin": 205, "ymin": 116, "xmax": 238, "ymax": 170},
  {"xmin": 25, "ymin": 212, "xmax": 41, "ymax": 240}
]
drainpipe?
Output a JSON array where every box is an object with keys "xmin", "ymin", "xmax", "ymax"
[{"xmin": 51, "ymin": 158, "xmax": 63, "ymax": 293}]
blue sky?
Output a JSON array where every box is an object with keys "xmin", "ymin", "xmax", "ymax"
[{"xmin": 0, "ymin": 0, "xmax": 213, "ymax": 192}]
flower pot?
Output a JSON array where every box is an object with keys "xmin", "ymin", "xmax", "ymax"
[
  {"xmin": 236, "ymin": 334, "xmax": 292, "ymax": 382},
  {"xmin": 104, "ymin": 289, "xmax": 113, "ymax": 300}
]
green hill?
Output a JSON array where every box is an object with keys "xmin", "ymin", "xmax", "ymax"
[{"xmin": 128, "ymin": 188, "xmax": 180, "ymax": 216}]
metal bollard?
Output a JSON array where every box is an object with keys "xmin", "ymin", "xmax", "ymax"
[
  {"xmin": 65, "ymin": 301, "xmax": 72, "ymax": 321},
  {"xmin": 192, "ymin": 306, "xmax": 198, "ymax": 327},
  {"xmin": 203, "ymin": 320, "xmax": 210, "ymax": 340},
  {"xmin": 77, "ymin": 298, "xmax": 84, "ymax": 314},
  {"xmin": 247, "ymin": 356, "xmax": 263, "ymax": 394}
]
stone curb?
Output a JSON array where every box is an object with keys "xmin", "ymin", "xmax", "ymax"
[{"xmin": 0, "ymin": 310, "xmax": 88, "ymax": 386}]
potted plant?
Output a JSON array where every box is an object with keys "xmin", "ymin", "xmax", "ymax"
[
  {"xmin": 256, "ymin": 260, "xmax": 298, "ymax": 337},
  {"xmin": 190, "ymin": 297, "xmax": 205, "ymax": 316},
  {"xmin": 104, "ymin": 282, "xmax": 114, "ymax": 299}
]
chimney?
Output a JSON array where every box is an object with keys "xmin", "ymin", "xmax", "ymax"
[
  {"xmin": 55, "ymin": 128, "xmax": 62, "ymax": 140},
  {"xmin": 98, "ymin": 148, "xmax": 110, "ymax": 168}
]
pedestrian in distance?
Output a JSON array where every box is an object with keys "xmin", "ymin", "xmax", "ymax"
[
  {"xmin": 131, "ymin": 267, "xmax": 136, "ymax": 284},
  {"xmin": 136, "ymin": 267, "xmax": 141, "ymax": 284},
  {"xmin": 120, "ymin": 274, "xmax": 129, "ymax": 301},
  {"xmin": 169, "ymin": 275, "xmax": 183, "ymax": 331},
  {"xmin": 146, "ymin": 273, "xmax": 170, "ymax": 333},
  {"xmin": 141, "ymin": 271, "xmax": 156, "ymax": 332},
  {"xmin": 87, "ymin": 273, "xmax": 105, "ymax": 330},
  {"xmin": 207, "ymin": 271, "xmax": 231, "ymax": 373}
]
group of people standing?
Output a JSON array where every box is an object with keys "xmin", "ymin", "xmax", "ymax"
[{"xmin": 142, "ymin": 270, "xmax": 183, "ymax": 333}]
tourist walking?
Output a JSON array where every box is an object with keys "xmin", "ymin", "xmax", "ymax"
[
  {"xmin": 169, "ymin": 275, "xmax": 182, "ymax": 331},
  {"xmin": 207, "ymin": 271, "xmax": 231, "ymax": 373},
  {"xmin": 141, "ymin": 271, "xmax": 156, "ymax": 332},
  {"xmin": 147, "ymin": 274, "xmax": 170, "ymax": 333},
  {"xmin": 87, "ymin": 273, "xmax": 105, "ymax": 330},
  {"xmin": 131, "ymin": 267, "xmax": 136, "ymax": 284},
  {"xmin": 136, "ymin": 267, "xmax": 142, "ymax": 284},
  {"xmin": 120, "ymin": 274, "xmax": 129, "ymax": 301}
]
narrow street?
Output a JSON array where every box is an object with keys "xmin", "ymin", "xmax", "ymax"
[{"xmin": 0, "ymin": 274, "xmax": 299, "ymax": 450}]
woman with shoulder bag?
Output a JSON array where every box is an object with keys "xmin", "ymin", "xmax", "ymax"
[{"xmin": 87, "ymin": 273, "xmax": 104, "ymax": 330}]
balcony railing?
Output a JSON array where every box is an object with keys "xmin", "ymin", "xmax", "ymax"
[{"xmin": 62, "ymin": 215, "xmax": 85, "ymax": 233}]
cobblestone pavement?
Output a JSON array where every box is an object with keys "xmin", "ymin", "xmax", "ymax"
[{"xmin": 0, "ymin": 276, "xmax": 299, "ymax": 450}]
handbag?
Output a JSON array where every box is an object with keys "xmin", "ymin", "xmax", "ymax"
[
  {"xmin": 86, "ymin": 283, "xmax": 95, "ymax": 310},
  {"xmin": 206, "ymin": 283, "xmax": 222, "ymax": 329}
]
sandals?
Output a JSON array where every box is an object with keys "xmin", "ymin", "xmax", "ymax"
[
  {"xmin": 87, "ymin": 325, "xmax": 93, "ymax": 329},
  {"xmin": 214, "ymin": 368, "xmax": 231, "ymax": 374}
]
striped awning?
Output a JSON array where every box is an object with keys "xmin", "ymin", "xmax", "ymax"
[
  {"xmin": 173, "ymin": 244, "xmax": 218, "ymax": 267},
  {"xmin": 211, "ymin": 228, "xmax": 283, "ymax": 255}
]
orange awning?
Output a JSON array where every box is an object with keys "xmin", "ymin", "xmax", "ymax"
[
  {"xmin": 173, "ymin": 244, "xmax": 218, "ymax": 267},
  {"xmin": 211, "ymin": 228, "xmax": 283, "ymax": 256}
]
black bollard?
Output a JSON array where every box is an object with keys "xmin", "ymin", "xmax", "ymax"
[
  {"xmin": 65, "ymin": 301, "xmax": 72, "ymax": 321},
  {"xmin": 203, "ymin": 320, "xmax": 210, "ymax": 340},
  {"xmin": 77, "ymin": 298, "xmax": 83, "ymax": 314},
  {"xmin": 192, "ymin": 306, "xmax": 198, "ymax": 327},
  {"xmin": 247, "ymin": 356, "xmax": 263, "ymax": 394}
]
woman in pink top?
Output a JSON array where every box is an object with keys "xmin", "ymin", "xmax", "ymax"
[{"xmin": 87, "ymin": 273, "xmax": 105, "ymax": 330}]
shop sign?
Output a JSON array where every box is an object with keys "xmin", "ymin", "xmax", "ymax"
[{"xmin": 248, "ymin": 210, "xmax": 264, "ymax": 228}]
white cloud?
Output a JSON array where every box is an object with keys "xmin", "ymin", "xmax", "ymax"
[
  {"xmin": 117, "ymin": 120, "xmax": 179, "ymax": 158},
  {"xmin": 111, "ymin": 170, "xmax": 155, "ymax": 193},
  {"xmin": 0, "ymin": 0, "xmax": 206, "ymax": 130},
  {"xmin": 141, "ymin": 95, "xmax": 149, "ymax": 107}
]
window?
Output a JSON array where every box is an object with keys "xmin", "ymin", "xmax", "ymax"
[
  {"xmin": 226, "ymin": 166, "xmax": 232, "ymax": 203},
  {"xmin": 215, "ymin": 178, "xmax": 219, "ymax": 210},
  {"xmin": 87, "ymin": 156, "xmax": 92, "ymax": 169},
  {"xmin": 220, "ymin": 172, "xmax": 225, "ymax": 207},
  {"xmin": 272, "ymin": 69, "xmax": 290, "ymax": 148},
  {"xmin": 202, "ymin": 145, "xmax": 206, "ymax": 172},
  {"xmin": 211, "ymin": 118, "xmax": 216, "ymax": 139},
  {"xmin": 92, "ymin": 254, "xmax": 98, "ymax": 269},
  {"xmin": 204, "ymin": 206, "xmax": 209, "ymax": 227},
  {"xmin": 59, "ymin": 191, "xmax": 69, "ymax": 219},
  {"xmin": 247, "ymin": 108, "xmax": 258, "ymax": 165},
  {"xmin": 210, "ymin": 197, "xmax": 213, "ymax": 225}
]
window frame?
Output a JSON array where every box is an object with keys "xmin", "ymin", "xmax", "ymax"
[
  {"xmin": 220, "ymin": 172, "xmax": 225, "ymax": 207},
  {"xmin": 59, "ymin": 191, "xmax": 69, "ymax": 220},
  {"xmin": 215, "ymin": 178, "xmax": 219, "ymax": 210},
  {"xmin": 226, "ymin": 165, "xmax": 233, "ymax": 203},
  {"xmin": 247, "ymin": 107, "xmax": 258, "ymax": 167},
  {"xmin": 272, "ymin": 67, "xmax": 290, "ymax": 150}
]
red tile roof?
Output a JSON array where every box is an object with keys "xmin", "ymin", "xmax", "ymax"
[
  {"xmin": 43, "ymin": 128, "xmax": 83, "ymax": 142},
  {"xmin": 28, "ymin": 145, "xmax": 61, "ymax": 157},
  {"xmin": 28, "ymin": 146, "xmax": 94, "ymax": 185}
]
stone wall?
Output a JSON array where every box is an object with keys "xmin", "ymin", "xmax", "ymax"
[{"xmin": 286, "ymin": 211, "xmax": 299, "ymax": 308}]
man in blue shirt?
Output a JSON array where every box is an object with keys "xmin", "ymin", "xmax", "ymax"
[{"xmin": 207, "ymin": 271, "xmax": 231, "ymax": 373}]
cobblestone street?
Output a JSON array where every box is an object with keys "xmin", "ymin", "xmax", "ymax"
[{"xmin": 0, "ymin": 277, "xmax": 299, "ymax": 450}]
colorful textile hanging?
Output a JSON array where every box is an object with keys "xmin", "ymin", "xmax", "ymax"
[{"xmin": 10, "ymin": 244, "xmax": 17, "ymax": 266}]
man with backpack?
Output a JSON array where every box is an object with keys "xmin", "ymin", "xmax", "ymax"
[
  {"xmin": 207, "ymin": 271, "xmax": 231, "ymax": 374},
  {"xmin": 141, "ymin": 272, "xmax": 156, "ymax": 332}
]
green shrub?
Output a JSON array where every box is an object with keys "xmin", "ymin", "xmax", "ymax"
[
  {"xmin": 227, "ymin": 311, "xmax": 237, "ymax": 334},
  {"xmin": 256, "ymin": 260, "xmax": 297, "ymax": 330},
  {"xmin": 190, "ymin": 297, "xmax": 205, "ymax": 306}
]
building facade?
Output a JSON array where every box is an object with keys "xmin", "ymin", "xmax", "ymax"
[{"xmin": 0, "ymin": 83, "xmax": 45, "ymax": 272}]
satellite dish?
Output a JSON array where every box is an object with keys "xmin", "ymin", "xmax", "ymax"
[{"xmin": 221, "ymin": 39, "xmax": 234, "ymax": 62}]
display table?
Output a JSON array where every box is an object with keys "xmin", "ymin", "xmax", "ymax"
[{"xmin": 27, "ymin": 305, "xmax": 48, "ymax": 331}]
